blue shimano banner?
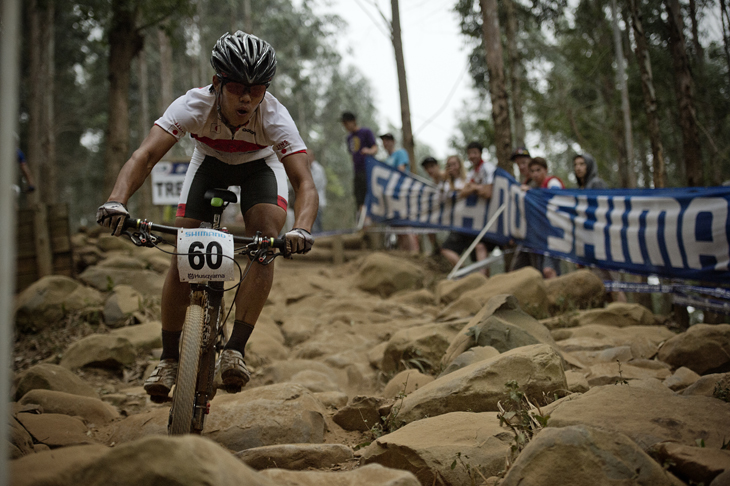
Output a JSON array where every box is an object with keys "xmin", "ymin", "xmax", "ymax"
[{"xmin": 365, "ymin": 158, "xmax": 730, "ymax": 282}]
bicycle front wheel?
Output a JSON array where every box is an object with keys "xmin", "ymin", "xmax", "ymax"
[{"xmin": 169, "ymin": 298, "xmax": 205, "ymax": 435}]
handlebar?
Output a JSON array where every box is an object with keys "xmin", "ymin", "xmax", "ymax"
[{"xmin": 122, "ymin": 217, "xmax": 288, "ymax": 251}]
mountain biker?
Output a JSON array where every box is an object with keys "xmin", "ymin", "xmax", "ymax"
[{"xmin": 96, "ymin": 31, "xmax": 318, "ymax": 399}]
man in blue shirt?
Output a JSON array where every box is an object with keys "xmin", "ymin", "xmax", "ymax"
[{"xmin": 380, "ymin": 133, "xmax": 409, "ymax": 172}]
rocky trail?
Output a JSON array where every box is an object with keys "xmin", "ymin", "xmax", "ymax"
[{"xmin": 9, "ymin": 228, "xmax": 730, "ymax": 486}]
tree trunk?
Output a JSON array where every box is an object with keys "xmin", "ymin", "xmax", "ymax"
[
  {"xmin": 103, "ymin": 0, "xmax": 143, "ymax": 196},
  {"xmin": 504, "ymin": 0, "xmax": 525, "ymax": 149},
  {"xmin": 243, "ymin": 0, "xmax": 253, "ymax": 34},
  {"xmin": 158, "ymin": 27, "xmax": 174, "ymax": 110},
  {"xmin": 390, "ymin": 0, "xmax": 416, "ymax": 172},
  {"xmin": 136, "ymin": 46, "xmax": 155, "ymax": 218},
  {"xmin": 611, "ymin": 0, "xmax": 635, "ymax": 188},
  {"xmin": 479, "ymin": 0, "xmax": 512, "ymax": 171},
  {"xmin": 722, "ymin": 0, "xmax": 730, "ymax": 88},
  {"xmin": 665, "ymin": 0, "xmax": 703, "ymax": 187},
  {"xmin": 27, "ymin": 0, "xmax": 54, "ymax": 277},
  {"xmin": 628, "ymin": 0, "xmax": 666, "ymax": 188},
  {"xmin": 197, "ymin": 0, "xmax": 209, "ymax": 87}
]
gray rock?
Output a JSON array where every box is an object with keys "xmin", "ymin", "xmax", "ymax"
[
  {"xmin": 658, "ymin": 324, "xmax": 730, "ymax": 375},
  {"xmin": 109, "ymin": 321, "xmax": 162, "ymax": 353},
  {"xmin": 357, "ymin": 253, "xmax": 424, "ymax": 297},
  {"xmin": 546, "ymin": 385, "xmax": 730, "ymax": 450},
  {"xmin": 545, "ymin": 269, "xmax": 605, "ymax": 312},
  {"xmin": 681, "ymin": 372, "xmax": 730, "ymax": 398},
  {"xmin": 648, "ymin": 441, "xmax": 730, "ymax": 485},
  {"xmin": 78, "ymin": 266, "xmax": 165, "ymax": 295},
  {"xmin": 439, "ymin": 346, "xmax": 500, "ymax": 377},
  {"xmin": 10, "ymin": 444, "xmax": 109, "ymax": 486},
  {"xmin": 14, "ymin": 276, "xmax": 104, "ymax": 333},
  {"xmin": 103, "ymin": 285, "xmax": 142, "ymax": 327},
  {"xmin": 360, "ymin": 411, "xmax": 511, "ymax": 486},
  {"xmin": 19, "ymin": 390, "xmax": 119, "ymax": 425},
  {"xmin": 236, "ymin": 443, "xmax": 353, "ymax": 470},
  {"xmin": 397, "ymin": 344, "xmax": 567, "ymax": 423},
  {"xmin": 59, "ymin": 334, "xmax": 136, "ymax": 370},
  {"xmin": 664, "ymin": 366, "xmax": 701, "ymax": 391},
  {"xmin": 381, "ymin": 322, "xmax": 461, "ymax": 373},
  {"xmin": 500, "ymin": 425, "xmax": 684, "ymax": 486},
  {"xmin": 333, "ymin": 395, "xmax": 385, "ymax": 432},
  {"xmin": 382, "ymin": 369, "xmax": 434, "ymax": 398},
  {"xmin": 15, "ymin": 413, "xmax": 96, "ymax": 448},
  {"xmin": 260, "ymin": 463, "xmax": 420, "ymax": 486},
  {"xmin": 14, "ymin": 363, "xmax": 98, "ymax": 400}
]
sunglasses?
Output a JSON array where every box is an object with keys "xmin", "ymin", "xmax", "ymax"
[{"xmin": 223, "ymin": 81, "xmax": 267, "ymax": 98}]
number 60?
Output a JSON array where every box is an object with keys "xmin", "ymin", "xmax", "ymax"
[{"xmin": 188, "ymin": 241, "xmax": 223, "ymax": 270}]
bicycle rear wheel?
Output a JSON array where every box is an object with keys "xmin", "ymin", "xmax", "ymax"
[{"xmin": 169, "ymin": 296, "xmax": 205, "ymax": 435}]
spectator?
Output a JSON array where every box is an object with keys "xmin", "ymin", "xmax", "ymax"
[
  {"xmin": 341, "ymin": 112, "xmax": 378, "ymax": 214},
  {"xmin": 421, "ymin": 156, "xmax": 443, "ymax": 184},
  {"xmin": 524, "ymin": 157, "xmax": 564, "ymax": 279},
  {"xmin": 379, "ymin": 133, "xmax": 418, "ymax": 252},
  {"xmin": 440, "ymin": 155, "xmax": 489, "ymax": 274},
  {"xmin": 460, "ymin": 141, "xmax": 495, "ymax": 200},
  {"xmin": 573, "ymin": 152, "xmax": 626, "ymax": 301},
  {"xmin": 454, "ymin": 142, "xmax": 496, "ymax": 275},
  {"xmin": 421, "ymin": 156, "xmax": 443, "ymax": 255},
  {"xmin": 309, "ymin": 150, "xmax": 327, "ymax": 234},
  {"xmin": 379, "ymin": 133, "xmax": 409, "ymax": 172},
  {"xmin": 529, "ymin": 157, "xmax": 564, "ymax": 189},
  {"xmin": 17, "ymin": 147, "xmax": 35, "ymax": 193},
  {"xmin": 573, "ymin": 153, "xmax": 607, "ymax": 189},
  {"xmin": 511, "ymin": 146, "xmax": 534, "ymax": 187}
]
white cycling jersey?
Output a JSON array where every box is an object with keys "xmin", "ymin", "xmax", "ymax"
[
  {"xmin": 467, "ymin": 159, "xmax": 496, "ymax": 186},
  {"xmin": 154, "ymin": 85, "xmax": 307, "ymax": 165}
]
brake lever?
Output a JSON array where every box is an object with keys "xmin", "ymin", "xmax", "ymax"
[{"xmin": 124, "ymin": 230, "xmax": 162, "ymax": 248}]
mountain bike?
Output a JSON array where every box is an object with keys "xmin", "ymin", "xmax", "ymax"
[{"xmin": 121, "ymin": 188, "xmax": 286, "ymax": 435}]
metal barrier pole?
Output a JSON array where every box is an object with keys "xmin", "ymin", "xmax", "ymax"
[
  {"xmin": 1, "ymin": 0, "xmax": 21, "ymax": 483},
  {"xmin": 447, "ymin": 203, "xmax": 506, "ymax": 280}
]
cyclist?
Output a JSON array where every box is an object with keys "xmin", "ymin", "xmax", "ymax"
[{"xmin": 97, "ymin": 31, "xmax": 318, "ymax": 398}]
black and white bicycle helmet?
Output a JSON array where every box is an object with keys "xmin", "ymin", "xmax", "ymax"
[{"xmin": 211, "ymin": 31, "xmax": 277, "ymax": 87}]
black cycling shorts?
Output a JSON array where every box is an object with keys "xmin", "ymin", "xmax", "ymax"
[{"xmin": 176, "ymin": 155, "xmax": 287, "ymax": 221}]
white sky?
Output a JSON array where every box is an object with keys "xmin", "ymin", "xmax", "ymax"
[{"xmin": 313, "ymin": 0, "xmax": 478, "ymax": 160}]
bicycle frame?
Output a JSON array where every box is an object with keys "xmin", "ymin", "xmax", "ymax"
[{"xmin": 122, "ymin": 189, "xmax": 286, "ymax": 435}]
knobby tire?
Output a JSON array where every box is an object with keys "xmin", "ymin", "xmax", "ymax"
[{"xmin": 169, "ymin": 302, "xmax": 205, "ymax": 435}]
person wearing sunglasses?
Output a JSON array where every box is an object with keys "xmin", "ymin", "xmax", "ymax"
[{"xmin": 97, "ymin": 31, "xmax": 318, "ymax": 400}]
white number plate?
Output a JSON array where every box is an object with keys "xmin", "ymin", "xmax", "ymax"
[{"xmin": 177, "ymin": 228, "xmax": 235, "ymax": 282}]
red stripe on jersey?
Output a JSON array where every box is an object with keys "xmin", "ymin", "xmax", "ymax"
[
  {"xmin": 281, "ymin": 149, "xmax": 307, "ymax": 160},
  {"xmin": 176, "ymin": 204, "xmax": 186, "ymax": 217},
  {"xmin": 192, "ymin": 134, "xmax": 267, "ymax": 153},
  {"xmin": 277, "ymin": 195, "xmax": 287, "ymax": 211}
]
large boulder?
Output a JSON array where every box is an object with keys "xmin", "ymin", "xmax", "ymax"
[
  {"xmin": 552, "ymin": 324, "xmax": 675, "ymax": 360},
  {"xmin": 500, "ymin": 425, "xmax": 684, "ymax": 486},
  {"xmin": 78, "ymin": 266, "xmax": 165, "ymax": 295},
  {"xmin": 103, "ymin": 285, "xmax": 142, "ymax": 327},
  {"xmin": 260, "ymin": 464, "xmax": 420, "ymax": 486},
  {"xmin": 237, "ymin": 443, "xmax": 353, "ymax": 471},
  {"xmin": 109, "ymin": 321, "xmax": 162, "ymax": 353},
  {"xmin": 545, "ymin": 269, "xmax": 605, "ymax": 312},
  {"xmin": 657, "ymin": 324, "xmax": 730, "ymax": 375},
  {"xmin": 13, "ymin": 435, "xmax": 278, "ymax": 486},
  {"xmin": 545, "ymin": 303, "xmax": 658, "ymax": 330},
  {"xmin": 15, "ymin": 413, "xmax": 97, "ymax": 448},
  {"xmin": 584, "ymin": 361, "xmax": 671, "ymax": 386},
  {"xmin": 681, "ymin": 372, "xmax": 730, "ymax": 398},
  {"xmin": 203, "ymin": 383, "xmax": 327, "ymax": 451},
  {"xmin": 14, "ymin": 363, "xmax": 98, "ymax": 400},
  {"xmin": 10, "ymin": 444, "xmax": 110, "ymax": 486},
  {"xmin": 397, "ymin": 344, "xmax": 567, "ymax": 423},
  {"xmin": 435, "ymin": 273, "xmax": 487, "ymax": 305},
  {"xmin": 381, "ymin": 322, "xmax": 462, "ymax": 374},
  {"xmin": 360, "ymin": 412, "xmax": 511, "ymax": 486},
  {"xmin": 382, "ymin": 369, "xmax": 434, "ymax": 398},
  {"xmin": 357, "ymin": 253, "xmax": 424, "ymax": 297},
  {"xmin": 14, "ymin": 276, "xmax": 104, "ymax": 333},
  {"xmin": 8, "ymin": 415, "xmax": 35, "ymax": 458},
  {"xmin": 440, "ymin": 267, "xmax": 549, "ymax": 319},
  {"xmin": 59, "ymin": 334, "xmax": 136, "ymax": 370},
  {"xmin": 439, "ymin": 346, "xmax": 500, "ymax": 377},
  {"xmin": 18, "ymin": 390, "xmax": 119, "ymax": 425},
  {"xmin": 648, "ymin": 441, "xmax": 730, "ymax": 486},
  {"xmin": 442, "ymin": 295, "xmax": 556, "ymax": 367},
  {"xmin": 332, "ymin": 396, "xmax": 385, "ymax": 432},
  {"xmin": 545, "ymin": 385, "xmax": 730, "ymax": 450}
]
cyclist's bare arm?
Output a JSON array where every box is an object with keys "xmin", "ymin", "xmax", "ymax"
[
  {"xmin": 283, "ymin": 152, "xmax": 318, "ymax": 232},
  {"xmin": 108, "ymin": 126, "xmax": 178, "ymax": 204}
]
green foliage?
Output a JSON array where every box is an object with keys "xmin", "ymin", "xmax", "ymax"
[
  {"xmin": 497, "ymin": 380, "xmax": 550, "ymax": 472},
  {"xmin": 713, "ymin": 381, "xmax": 730, "ymax": 403},
  {"xmin": 615, "ymin": 359, "xmax": 629, "ymax": 385}
]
